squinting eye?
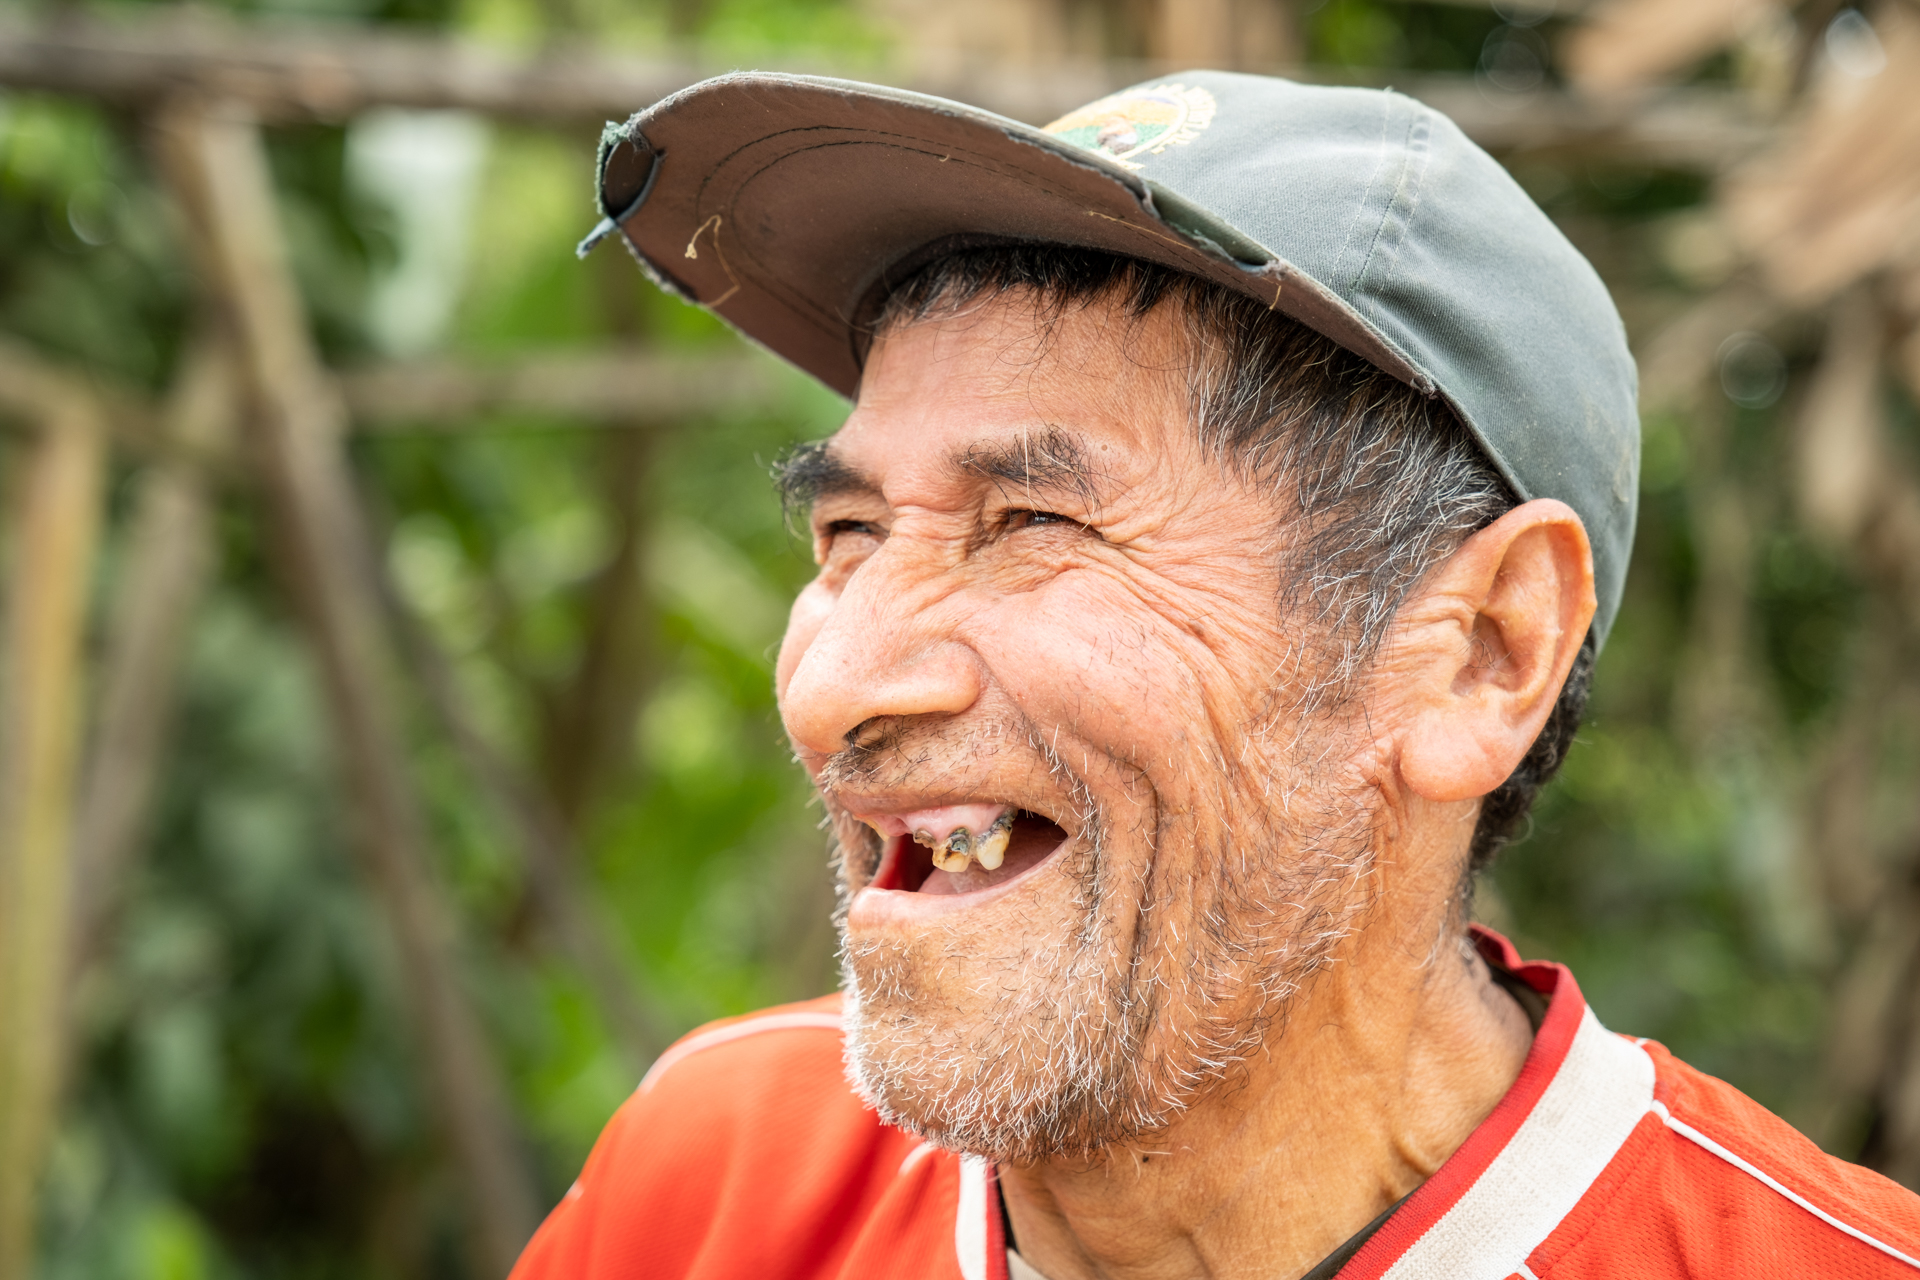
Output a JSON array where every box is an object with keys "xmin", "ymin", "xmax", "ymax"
[
  {"xmin": 824, "ymin": 519, "xmax": 884, "ymax": 539},
  {"xmin": 1006, "ymin": 509, "xmax": 1071, "ymax": 531}
]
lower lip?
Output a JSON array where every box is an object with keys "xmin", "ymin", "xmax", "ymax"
[{"xmin": 847, "ymin": 831, "xmax": 1068, "ymax": 928}]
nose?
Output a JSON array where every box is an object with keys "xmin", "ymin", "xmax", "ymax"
[{"xmin": 779, "ymin": 552, "xmax": 983, "ymax": 759}]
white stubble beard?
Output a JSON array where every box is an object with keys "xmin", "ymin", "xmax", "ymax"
[{"xmin": 831, "ymin": 718, "xmax": 1378, "ymax": 1164}]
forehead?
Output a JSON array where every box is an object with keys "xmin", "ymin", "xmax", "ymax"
[{"xmin": 830, "ymin": 295, "xmax": 1191, "ymax": 477}]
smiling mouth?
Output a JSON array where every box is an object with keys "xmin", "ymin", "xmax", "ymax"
[{"xmin": 866, "ymin": 809, "xmax": 1071, "ymax": 897}]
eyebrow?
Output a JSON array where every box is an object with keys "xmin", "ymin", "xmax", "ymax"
[
  {"xmin": 954, "ymin": 425, "xmax": 1103, "ymax": 515},
  {"xmin": 773, "ymin": 441, "xmax": 879, "ymax": 520},
  {"xmin": 771, "ymin": 424, "xmax": 1106, "ymax": 520}
]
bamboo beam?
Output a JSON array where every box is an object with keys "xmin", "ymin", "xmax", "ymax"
[
  {"xmin": 0, "ymin": 354, "xmax": 107, "ymax": 1280},
  {"xmin": 0, "ymin": 339, "xmax": 779, "ymax": 443},
  {"xmin": 0, "ymin": 341, "xmax": 159, "ymax": 459},
  {"xmin": 539, "ymin": 430, "xmax": 657, "ymax": 829},
  {"xmin": 151, "ymin": 99, "xmax": 539, "ymax": 1276},
  {"xmin": 0, "ymin": 7, "xmax": 904, "ymax": 124},
  {"xmin": 339, "ymin": 346, "xmax": 776, "ymax": 428},
  {"xmin": 0, "ymin": 8, "xmax": 1764, "ymax": 163},
  {"xmin": 67, "ymin": 337, "xmax": 235, "ymax": 971}
]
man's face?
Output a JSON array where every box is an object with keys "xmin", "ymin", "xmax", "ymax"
[{"xmin": 775, "ymin": 297, "xmax": 1382, "ymax": 1162}]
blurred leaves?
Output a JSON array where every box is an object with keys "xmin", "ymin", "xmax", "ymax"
[
  {"xmin": 10, "ymin": 0, "xmax": 1920, "ymax": 1274},
  {"xmin": 4, "ymin": 20, "xmax": 846, "ymax": 1267}
]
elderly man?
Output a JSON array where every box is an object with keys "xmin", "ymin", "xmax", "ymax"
[{"xmin": 513, "ymin": 73, "xmax": 1920, "ymax": 1279}]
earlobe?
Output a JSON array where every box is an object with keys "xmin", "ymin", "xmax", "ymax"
[{"xmin": 1395, "ymin": 500, "xmax": 1596, "ymax": 804}]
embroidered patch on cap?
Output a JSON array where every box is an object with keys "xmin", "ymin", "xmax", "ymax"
[{"xmin": 1042, "ymin": 84, "xmax": 1217, "ymax": 170}]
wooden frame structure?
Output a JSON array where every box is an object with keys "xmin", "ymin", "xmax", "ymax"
[{"xmin": 2, "ymin": 4, "xmax": 1906, "ymax": 1276}]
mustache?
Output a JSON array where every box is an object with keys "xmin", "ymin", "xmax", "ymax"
[
  {"xmin": 814, "ymin": 711, "xmax": 1113, "ymax": 864},
  {"xmin": 815, "ymin": 712, "xmax": 1028, "ymax": 799},
  {"xmin": 815, "ymin": 716, "xmax": 915, "ymax": 794}
]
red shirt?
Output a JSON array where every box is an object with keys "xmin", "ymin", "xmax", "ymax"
[{"xmin": 511, "ymin": 931, "xmax": 1920, "ymax": 1278}]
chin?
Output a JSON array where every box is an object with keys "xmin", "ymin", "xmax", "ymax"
[
  {"xmin": 839, "ymin": 951, "xmax": 1158, "ymax": 1163},
  {"xmin": 835, "ymin": 837, "xmax": 1372, "ymax": 1164}
]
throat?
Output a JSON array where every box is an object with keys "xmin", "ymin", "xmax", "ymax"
[{"xmin": 997, "ymin": 935, "xmax": 1539, "ymax": 1280}]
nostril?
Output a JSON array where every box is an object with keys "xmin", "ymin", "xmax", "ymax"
[{"xmin": 777, "ymin": 601, "xmax": 986, "ymax": 756}]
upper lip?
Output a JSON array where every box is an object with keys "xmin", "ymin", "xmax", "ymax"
[{"xmin": 833, "ymin": 792, "xmax": 1067, "ymax": 833}]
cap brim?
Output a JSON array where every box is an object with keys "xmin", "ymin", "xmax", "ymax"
[{"xmin": 596, "ymin": 73, "xmax": 1426, "ymax": 398}]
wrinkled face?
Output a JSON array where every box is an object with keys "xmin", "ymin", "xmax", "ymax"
[{"xmin": 775, "ymin": 297, "xmax": 1383, "ymax": 1162}]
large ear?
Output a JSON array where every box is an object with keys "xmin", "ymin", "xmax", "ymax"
[{"xmin": 1388, "ymin": 500, "xmax": 1596, "ymax": 803}]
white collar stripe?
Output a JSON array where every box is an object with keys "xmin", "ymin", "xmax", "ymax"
[
  {"xmin": 1651, "ymin": 1101, "xmax": 1920, "ymax": 1270},
  {"xmin": 957, "ymin": 1153, "xmax": 991, "ymax": 1280},
  {"xmin": 1379, "ymin": 1009, "xmax": 1657, "ymax": 1280}
]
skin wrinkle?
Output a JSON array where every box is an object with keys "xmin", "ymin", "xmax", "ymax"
[
  {"xmin": 835, "ymin": 645, "xmax": 1308, "ymax": 1159},
  {"xmin": 775, "ymin": 259, "xmax": 1597, "ymax": 1279},
  {"xmin": 959, "ymin": 424, "xmax": 1109, "ymax": 524}
]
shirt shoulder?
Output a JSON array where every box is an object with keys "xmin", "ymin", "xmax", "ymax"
[
  {"xmin": 510, "ymin": 994, "xmax": 970, "ymax": 1280},
  {"xmin": 1532, "ymin": 1038, "xmax": 1920, "ymax": 1278}
]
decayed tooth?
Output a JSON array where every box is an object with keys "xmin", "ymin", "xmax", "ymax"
[
  {"xmin": 972, "ymin": 811, "xmax": 1014, "ymax": 871},
  {"xmin": 913, "ymin": 811, "xmax": 1017, "ymax": 873},
  {"xmin": 930, "ymin": 829, "xmax": 972, "ymax": 873},
  {"xmin": 916, "ymin": 827, "xmax": 971, "ymax": 874}
]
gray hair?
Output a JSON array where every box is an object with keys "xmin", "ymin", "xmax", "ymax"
[{"xmin": 860, "ymin": 245, "xmax": 1591, "ymax": 870}]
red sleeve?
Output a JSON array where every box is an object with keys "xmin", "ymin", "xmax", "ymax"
[
  {"xmin": 1657, "ymin": 1043, "xmax": 1920, "ymax": 1260},
  {"xmin": 1535, "ymin": 1041, "xmax": 1920, "ymax": 1278},
  {"xmin": 509, "ymin": 995, "xmax": 953, "ymax": 1280}
]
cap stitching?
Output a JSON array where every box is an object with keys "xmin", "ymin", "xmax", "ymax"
[
  {"xmin": 1327, "ymin": 95, "xmax": 1398, "ymax": 298},
  {"xmin": 687, "ymin": 121, "xmax": 1149, "ymax": 228},
  {"xmin": 1352, "ymin": 104, "xmax": 1433, "ymax": 330},
  {"xmin": 685, "ymin": 132, "xmax": 1241, "ymax": 340},
  {"xmin": 693, "ymin": 137, "xmax": 1116, "ymax": 336}
]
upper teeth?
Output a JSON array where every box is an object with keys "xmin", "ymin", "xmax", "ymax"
[{"xmin": 915, "ymin": 810, "xmax": 1014, "ymax": 874}]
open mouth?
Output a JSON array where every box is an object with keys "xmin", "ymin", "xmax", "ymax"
[{"xmin": 867, "ymin": 809, "xmax": 1070, "ymax": 897}]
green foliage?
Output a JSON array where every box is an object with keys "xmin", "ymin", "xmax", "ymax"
[
  {"xmin": 0, "ymin": 97, "xmax": 190, "ymax": 386},
  {"xmin": 6, "ymin": 34, "xmax": 861, "ymax": 1272},
  {"xmin": 4, "ymin": 0, "xmax": 1894, "ymax": 1275}
]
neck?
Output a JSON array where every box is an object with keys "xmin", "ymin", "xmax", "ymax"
[{"xmin": 1000, "ymin": 850, "xmax": 1533, "ymax": 1280}]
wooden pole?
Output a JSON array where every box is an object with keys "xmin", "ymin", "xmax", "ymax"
[
  {"xmin": 151, "ymin": 99, "xmax": 539, "ymax": 1276},
  {"xmin": 68, "ymin": 337, "xmax": 234, "ymax": 970},
  {"xmin": 0, "ymin": 360, "xmax": 106, "ymax": 1280},
  {"xmin": 541, "ymin": 428, "xmax": 657, "ymax": 830}
]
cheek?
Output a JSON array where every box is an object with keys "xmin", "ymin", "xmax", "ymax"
[
  {"xmin": 775, "ymin": 581, "xmax": 836, "ymax": 703},
  {"xmin": 981, "ymin": 582, "xmax": 1209, "ymax": 752},
  {"xmin": 976, "ymin": 566, "xmax": 1288, "ymax": 771}
]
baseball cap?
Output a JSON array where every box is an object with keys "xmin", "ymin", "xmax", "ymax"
[{"xmin": 581, "ymin": 71, "xmax": 1640, "ymax": 646}]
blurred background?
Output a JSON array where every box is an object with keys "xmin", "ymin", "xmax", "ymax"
[{"xmin": 0, "ymin": 0, "xmax": 1917, "ymax": 1274}]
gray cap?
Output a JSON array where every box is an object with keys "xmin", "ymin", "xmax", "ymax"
[{"xmin": 585, "ymin": 71, "xmax": 1640, "ymax": 646}]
